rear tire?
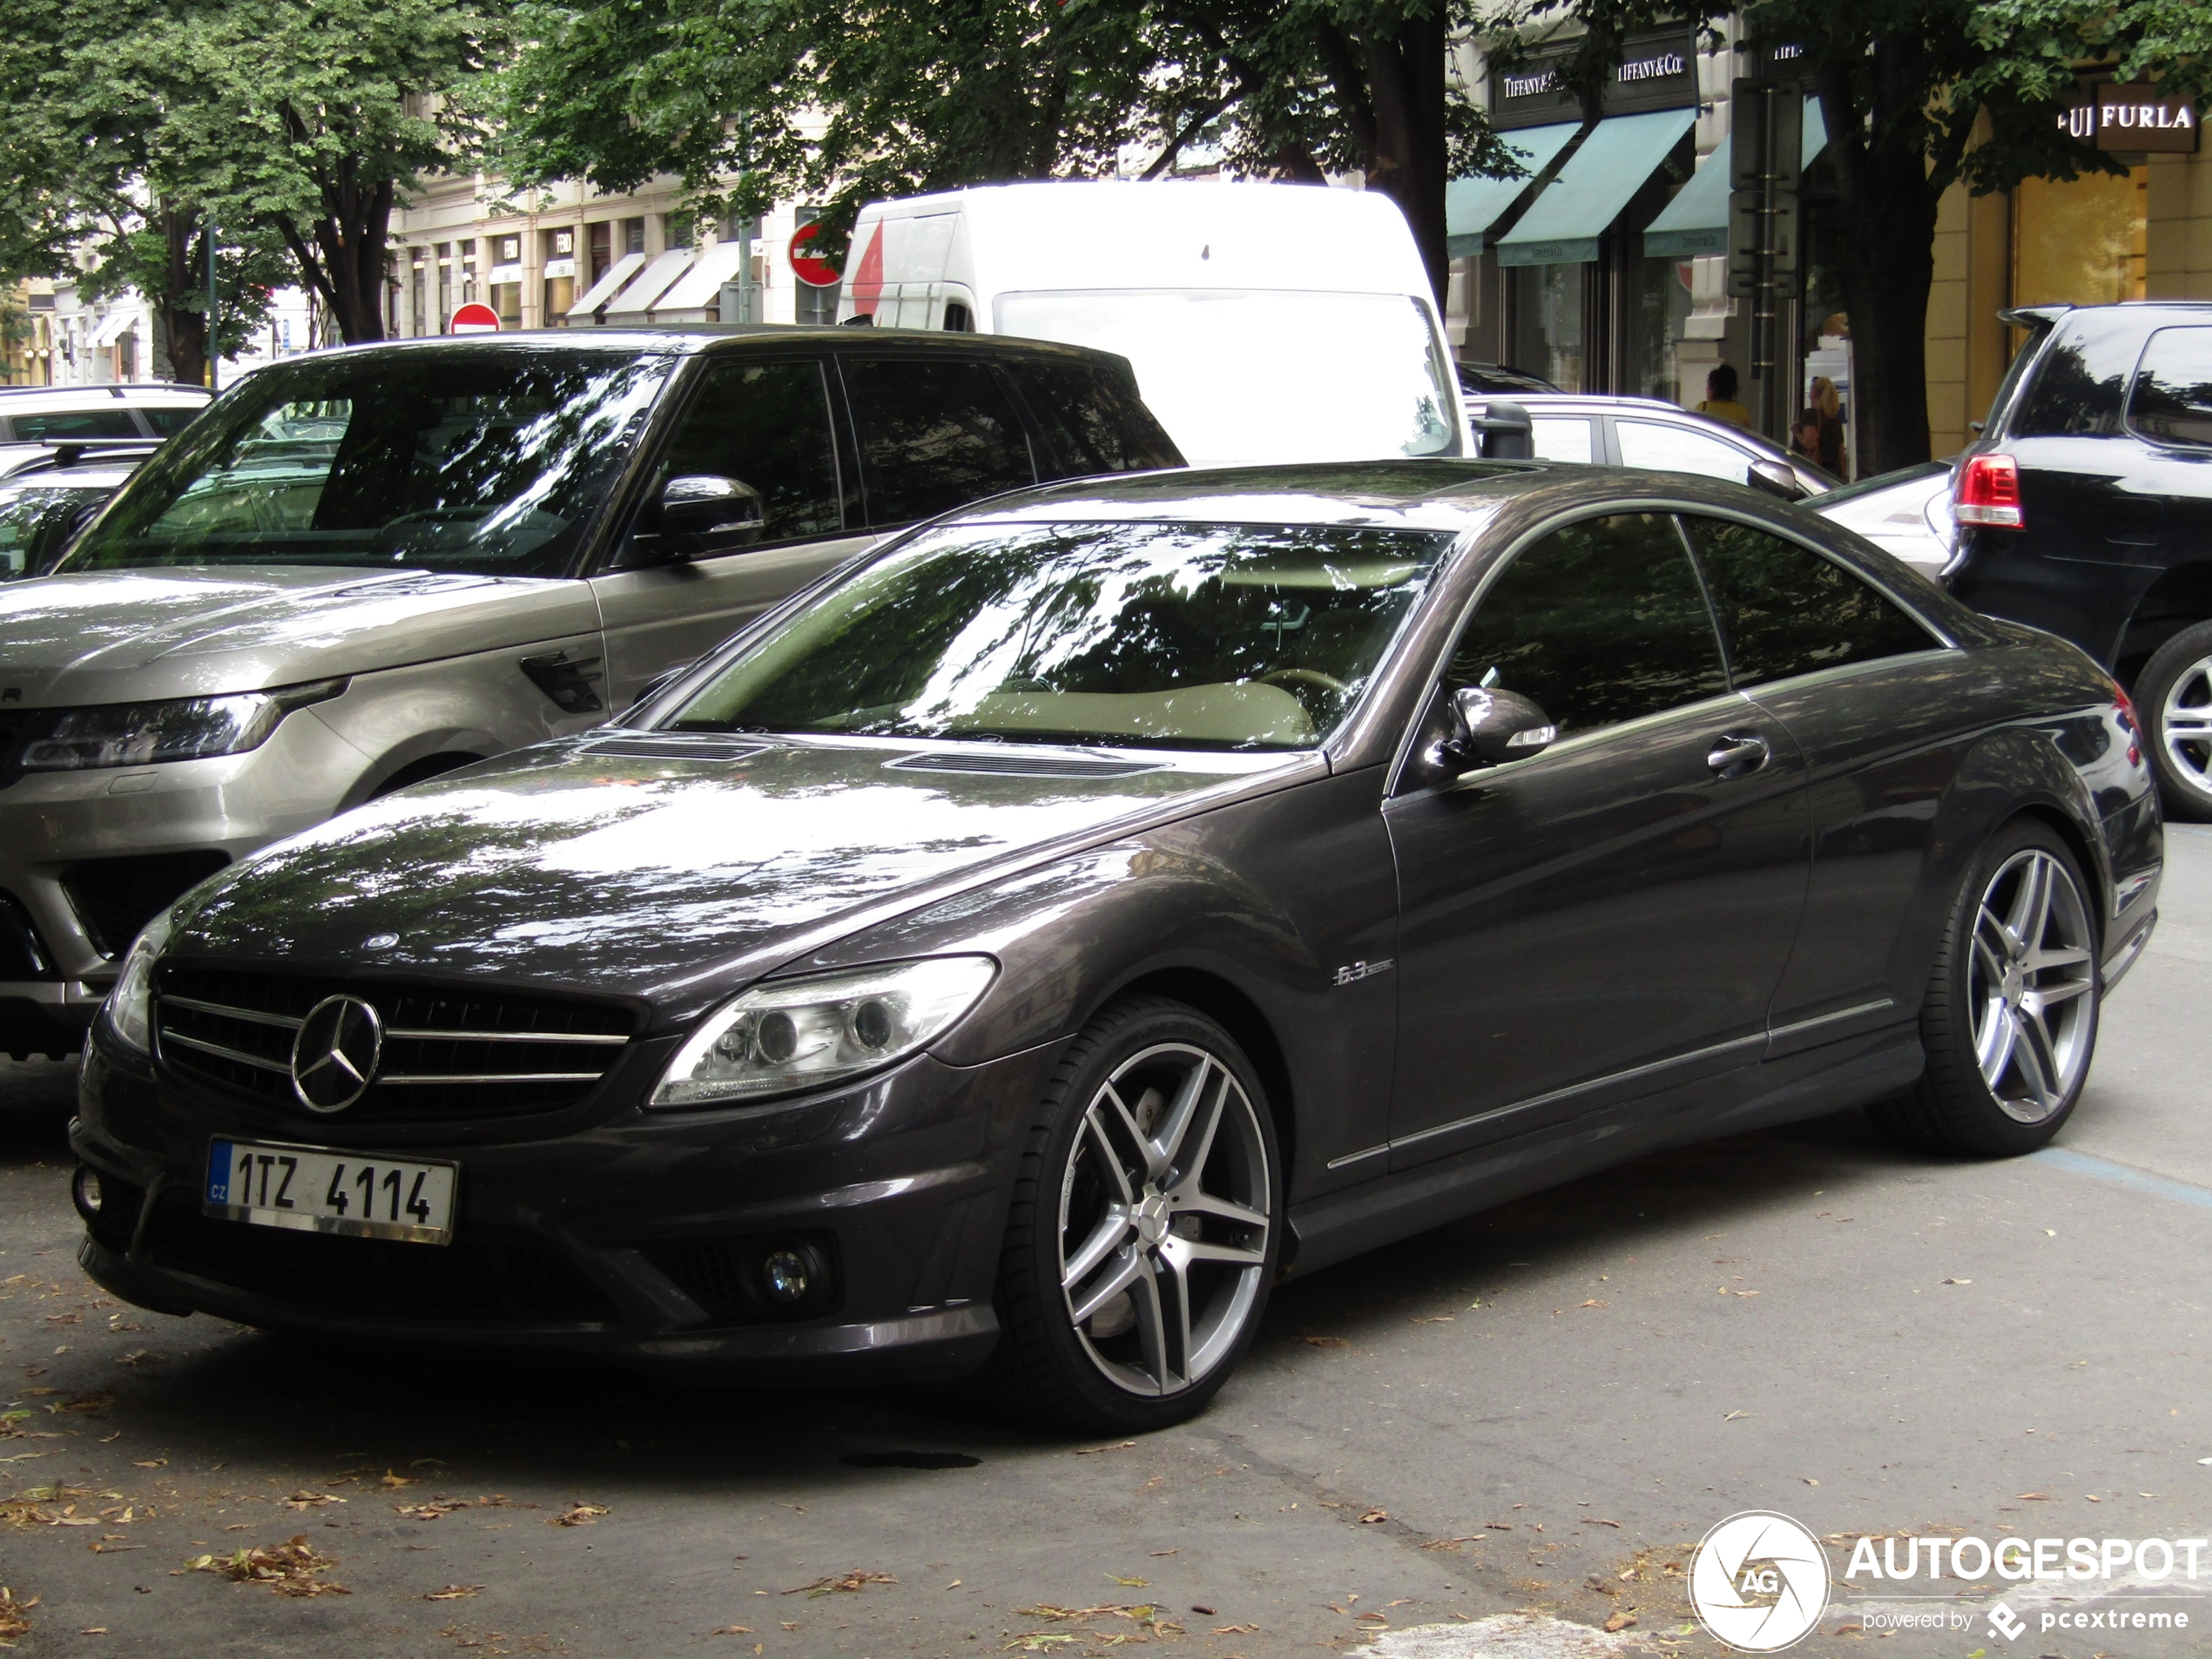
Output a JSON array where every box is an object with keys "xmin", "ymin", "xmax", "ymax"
[
  {"xmin": 1867, "ymin": 819, "xmax": 2101, "ymax": 1157},
  {"xmin": 2134, "ymin": 621, "xmax": 2212, "ymax": 822},
  {"xmin": 983, "ymin": 998, "xmax": 1281, "ymax": 1435}
]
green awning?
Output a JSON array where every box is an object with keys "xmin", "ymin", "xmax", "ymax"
[
  {"xmin": 1446, "ymin": 122, "xmax": 1580, "ymax": 258},
  {"xmin": 1497, "ymin": 108, "xmax": 1697, "ymax": 267},
  {"xmin": 1642, "ymin": 99, "xmax": 1831, "ymax": 260}
]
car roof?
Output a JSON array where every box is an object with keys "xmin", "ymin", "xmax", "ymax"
[
  {"xmin": 0, "ymin": 462, "xmax": 138, "ymax": 490},
  {"xmin": 0, "ymin": 384, "xmax": 207, "ymax": 408},
  {"xmin": 1474, "ymin": 393, "xmax": 1795, "ymax": 454},
  {"xmin": 945, "ymin": 457, "xmax": 1791, "ymax": 534},
  {"xmin": 283, "ymin": 327, "xmax": 1143, "ymax": 374}
]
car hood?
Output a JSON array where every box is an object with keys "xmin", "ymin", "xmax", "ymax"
[
  {"xmin": 172, "ymin": 735, "xmax": 1309, "ymax": 1021},
  {"xmin": 0, "ymin": 566, "xmax": 599, "ymax": 706}
]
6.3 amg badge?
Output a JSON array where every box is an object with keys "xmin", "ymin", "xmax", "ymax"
[{"xmin": 289, "ymin": 995, "xmax": 383, "ymax": 1113}]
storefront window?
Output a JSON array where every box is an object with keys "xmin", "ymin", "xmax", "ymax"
[
  {"xmin": 543, "ymin": 228, "xmax": 577, "ymax": 327},
  {"xmin": 1507, "ymin": 264, "xmax": 1586, "ymax": 392},
  {"xmin": 409, "ymin": 249, "xmax": 428, "ymax": 338},
  {"xmin": 435, "ymin": 242, "xmax": 453, "ymax": 333},
  {"xmin": 586, "ymin": 222, "xmax": 611, "ymax": 290},
  {"xmin": 2013, "ymin": 168, "xmax": 2148, "ymax": 309},
  {"xmin": 1624, "ymin": 257, "xmax": 1693, "ymax": 402}
]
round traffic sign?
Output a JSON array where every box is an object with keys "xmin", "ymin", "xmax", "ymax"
[
  {"xmin": 449, "ymin": 301, "xmax": 500, "ymax": 334},
  {"xmin": 788, "ymin": 222, "xmax": 841, "ymax": 288}
]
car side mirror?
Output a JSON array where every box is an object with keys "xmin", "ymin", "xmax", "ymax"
[
  {"xmin": 1473, "ymin": 400, "xmax": 1534, "ymax": 461},
  {"xmin": 1748, "ymin": 457, "xmax": 1808, "ymax": 502},
  {"xmin": 1426, "ymin": 686, "xmax": 1556, "ymax": 778},
  {"xmin": 660, "ymin": 474, "xmax": 765, "ymax": 542}
]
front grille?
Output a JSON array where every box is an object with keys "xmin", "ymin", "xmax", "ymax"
[
  {"xmin": 153, "ymin": 966, "xmax": 636, "ymax": 1121},
  {"xmin": 145, "ymin": 1199, "xmax": 618, "ymax": 1325},
  {"xmin": 0, "ymin": 889, "xmax": 55, "ymax": 980},
  {"xmin": 62, "ymin": 851, "xmax": 228, "ymax": 958}
]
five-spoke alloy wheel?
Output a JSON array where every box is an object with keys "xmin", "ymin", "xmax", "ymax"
[
  {"xmin": 990, "ymin": 1000, "xmax": 1281, "ymax": 1433},
  {"xmin": 1869, "ymin": 819, "xmax": 2102, "ymax": 1156}
]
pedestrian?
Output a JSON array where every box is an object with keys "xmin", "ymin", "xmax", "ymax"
[
  {"xmin": 1697, "ymin": 363, "xmax": 1752, "ymax": 430},
  {"xmin": 1810, "ymin": 376, "xmax": 1847, "ymax": 476},
  {"xmin": 1790, "ymin": 407, "xmax": 1822, "ymax": 462}
]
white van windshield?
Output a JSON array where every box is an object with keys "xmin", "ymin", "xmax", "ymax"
[{"xmin": 995, "ymin": 290, "xmax": 1459, "ymax": 469}]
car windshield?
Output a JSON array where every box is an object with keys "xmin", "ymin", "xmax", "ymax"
[
  {"xmin": 667, "ymin": 519, "xmax": 1455, "ymax": 752},
  {"xmin": 58, "ymin": 347, "xmax": 674, "ymax": 577},
  {"xmin": 993, "ymin": 290, "xmax": 1460, "ymax": 469},
  {"xmin": 0, "ymin": 483, "xmax": 110, "ymax": 579}
]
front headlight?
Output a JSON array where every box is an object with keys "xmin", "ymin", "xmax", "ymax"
[
  {"xmin": 651, "ymin": 956, "xmax": 997, "ymax": 1109},
  {"xmin": 18, "ymin": 678, "xmax": 346, "ymax": 772},
  {"xmin": 104, "ymin": 906, "xmax": 176, "ymax": 1054}
]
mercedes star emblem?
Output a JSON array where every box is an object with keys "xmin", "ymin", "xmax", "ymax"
[{"xmin": 290, "ymin": 995, "xmax": 384, "ymax": 1114}]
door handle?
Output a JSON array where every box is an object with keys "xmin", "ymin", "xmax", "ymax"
[{"xmin": 1707, "ymin": 733, "xmax": 1770, "ymax": 779}]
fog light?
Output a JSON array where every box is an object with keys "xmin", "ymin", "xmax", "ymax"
[
  {"xmin": 762, "ymin": 1248, "xmax": 811, "ymax": 1304},
  {"xmin": 71, "ymin": 1164, "xmax": 104, "ymax": 1220}
]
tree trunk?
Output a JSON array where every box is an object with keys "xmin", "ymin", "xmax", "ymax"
[
  {"xmin": 281, "ymin": 159, "xmax": 395, "ymax": 344},
  {"xmin": 1355, "ymin": 10, "xmax": 1452, "ymax": 310},
  {"xmin": 158, "ymin": 205, "xmax": 208, "ymax": 389}
]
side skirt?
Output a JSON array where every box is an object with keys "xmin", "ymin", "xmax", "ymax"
[{"xmin": 1280, "ymin": 1023, "xmax": 1924, "ymax": 1280}]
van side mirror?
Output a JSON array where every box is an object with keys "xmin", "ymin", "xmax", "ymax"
[
  {"xmin": 1473, "ymin": 400, "xmax": 1534, "ymax": 461},
  {"xmin": 1426, "ymin": 686, "xmax": 1556, "ymax": 777},
  {"xmin": 1748, "ymin": 457, "xmax": 1808, "ymax": 502},
  {"xmin": 661, "ymin": 474, "xmax": 765, "ymax": 541}
]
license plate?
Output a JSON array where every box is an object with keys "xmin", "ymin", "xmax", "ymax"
[{"xmin": 206, "ymin": 1139, "xmax": 457, "ymax": 1245}]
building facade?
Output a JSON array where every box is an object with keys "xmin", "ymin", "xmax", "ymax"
[{"xmin": 388, "ymin": 172, "xmax": 841, "ymax": 340}]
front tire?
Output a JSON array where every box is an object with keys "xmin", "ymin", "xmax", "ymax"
[
  {"xmin": 987, "ymin": 998, "xmax": 1281, "ymax": 1434},
  {"xmin": 1868, "ymin": 819, "xmax": 2101, "ymax": 1157},
  {"xmin": 2134, "ymin": 620, "xmax": 2212, "ymax": 821}
]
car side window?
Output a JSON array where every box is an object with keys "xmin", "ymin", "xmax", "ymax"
[
  {"xmin": 2013, "ymin": 311, "xmax": 2141, "ymax": 437},
  {"xmin": 1015, "ymin": 361, "xmax": 1182, "ymax": 477},
  {"xmin": 1446, "ymin": 512, "xmax": 1728, "ymax": 738},
  {"xmin": 138, "ymin": 408, "xmax": 202, "ymax": 437},
  {"xmin": 1614, "ymin": 418, "xmax": 1752, "ymax": 484},
  {"xmin": 12, "ymin": 409, "xmax": 141, "ymax": 442},
  {"xmin": 660, "ymin": 360, "xmax": 843, "ymax": 543},
  {"xmin": 845, "ymin": 357, "xmax": 1036, "ymax": 526},
  {"xmin": 1530, "ymin": 417, "xmax": 1594, "ymax": 463},
  {"xmin": 2126, "ymin": 327, "xmax": 2212, "ymax": 448},
  {"xmin": 1682, "ymin": 515, "xmax": 1939, "ymax": 687}
]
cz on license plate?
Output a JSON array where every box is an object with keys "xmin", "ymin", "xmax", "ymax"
[{"xmin": 206, "ymin": 1139, "xmax": 457, "ymax": 1244}]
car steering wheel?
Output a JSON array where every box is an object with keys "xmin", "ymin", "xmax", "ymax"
[{"xmin": 1258, "ymin": 667, "xmax": 1350, "ymax": 695}]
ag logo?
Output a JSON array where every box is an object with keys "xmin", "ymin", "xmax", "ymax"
[{"xmin": 1689, "ymin": 1510, "xmax": 1831, "ymax": 1652}]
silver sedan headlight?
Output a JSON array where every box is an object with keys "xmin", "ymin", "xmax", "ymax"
[
  {"xmin": 104, "ymin": 906, "xmax": 176, "ymax": 1053},
  {"xmin": 651, "ymin": 957, "xmax": 998, "ymax": 1109},
  {"xmin": 18, "ymin": 678, "xmax": 346, "ymax": 772}
]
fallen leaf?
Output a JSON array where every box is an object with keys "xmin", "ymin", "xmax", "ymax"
[
  {"xmin": 1107, "ymin": 1574, "xmax": 1149, "ymax": 1588},
  {"xmin": 1213, "ymin": 1623, "xmax": 1259, "ymax": 1635},
  {"xmin": 131, "ymin": 1460, "xmax": 166, "ymax": 1469},
  {"xmin": 1073, "ymin": 1441, "xmax": 1136, "ymax": 1456},
  {"xmin": 0, "ymin": 1588, "xmax": 31, "ymax": 1643},
  {"xmin": 1579, "ymin": 1299, "xmax": 1604, "ymax": 1309},
  {"xmin": 1604, "ymin": 1611, "xmax": 1638, "ymax": 1633},
  {"xmin": 947, "ymin": 1579, "xmax": 963, "ymax": 1588},
  {"xmin": 283, "ymin": 1492, "xmax": 347, "ymax": 1511},
  {"xmin": 1359, "ymin": 1509, "xmax": 1388, "ymax": 1524},
  {"xmin": 1583, "ymin": 1518, "xmax": 1622, "ymax": 1527},
  {"xmin": 379, "ymin": 1471, "xmax": 416, "ymax": 1489},
  {"xmin": 549, "ymin": 1503, "xmax": 610, "ymax": 1527},
  {"xmin": 1723, "ymin": 1411, "xmax": 1748, "ymax": 1422},
  {"xmin": 1941, "ymin": 1278, "xmax": 1972, "ymax": 1286},
  {"xmin": 1803, "ymin": 1478, "xmax": 1820, "ymax": 1487},
  {"xmin": 2016, "ymin": 1493, "xmax": 2051, "ymax": 1501},
  {"xmin": 183, "ymin": 1534, "xmax": 348, "ymax": 1597},
  {"xmin": 785, "ymin": 1569, "xmax": 896, "ymax": 1596},
  {"xmin": 1301, "ymin": 1335, "xmax": 1351, "ymax": 1349},
  {"xmin": 711, "ymin": 1626, "xmax": 753, "ymax": 1635}
]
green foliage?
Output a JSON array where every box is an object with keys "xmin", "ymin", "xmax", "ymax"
[{"xmin": 0, "ymin": 0, "xmax": 508, "ymax": 344}]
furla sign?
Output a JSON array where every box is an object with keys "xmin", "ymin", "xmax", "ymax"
[{"xmin": 2058, "ymin": 83, "xmax": 2200, "ymax": 153}]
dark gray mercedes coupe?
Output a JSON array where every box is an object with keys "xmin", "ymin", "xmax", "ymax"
[{"xmin": 71, "ymin": 461, "xmax": 2161, "ymax": 1432}]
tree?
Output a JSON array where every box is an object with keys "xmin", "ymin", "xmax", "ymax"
[
  {"xmin": 498, "ymin": 0, "xmax": 1521, "ymax": 307},
  {"xmin": 1519, "ymin": 0, "xmax": 2212, "ymax": 471},
  {"xmin": 0, "ymin": 0, "xmax": 507, "ymax": 353}
]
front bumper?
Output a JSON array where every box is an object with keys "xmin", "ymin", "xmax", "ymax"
[
  {"xmin": 71, "ymin": 1028, "xmax": 1065, "ymax": 1381},
  {"xmin": 0, "ymin": 711, "xmax": 370, "ymax": 1047}
]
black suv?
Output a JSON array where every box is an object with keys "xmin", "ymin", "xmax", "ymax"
[{"xmin": 1950, "ymin": 301, "xmax": 2212, "ymax": 816}]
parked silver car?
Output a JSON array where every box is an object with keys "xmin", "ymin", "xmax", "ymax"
[{"xmin": 0, "ymin": 329, "xmax": 1182, "ymax": 1056}]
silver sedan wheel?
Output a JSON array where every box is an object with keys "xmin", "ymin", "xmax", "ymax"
[
  {"xmin": 1970, "ymin": 848, "xmax": 2097, "ymax": 1124},
  {"xmin": 2159, "ymin": 657, "xmax": 2212, "ymax": 801},
  {"xmin": 1058, "ymin": 1042, "xmax": 1271, "ymax": 1398}
]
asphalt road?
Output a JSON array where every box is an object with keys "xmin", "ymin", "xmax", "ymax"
[{"xmin": 6, "ymin": 830, "xmax": 2212, "ymax": 1659}]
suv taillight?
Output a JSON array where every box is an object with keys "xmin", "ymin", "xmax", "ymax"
[{"xmin": 1956, "ymin": 454, "xmax": 2023, "ymax": 529}]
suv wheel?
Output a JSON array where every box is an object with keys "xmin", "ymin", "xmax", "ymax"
[
  {"xmin": 2135, "ymin": 621, "xmax": 2212, "ymax": 821},
  {"xmin": 986, "ymin": 998, "xmax": 1280, "ymax": 1433},
  {"xmin": 1867, "ymin": 819, "xmax": 2100, "ymax": 1157}
]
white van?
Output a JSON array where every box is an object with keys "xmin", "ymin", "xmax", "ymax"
[{"xmin": 836, "ymin": 181, "xmax": 1469, "ymax": 469}]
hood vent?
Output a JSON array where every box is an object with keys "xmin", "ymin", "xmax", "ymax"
[
  {"xmin": 886, "ymin": 751, "xmax": 1163, "ymax": 779},
  {"xmin": 582, "ymin": 733, "xmax": 773, "ymax": 762}
]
